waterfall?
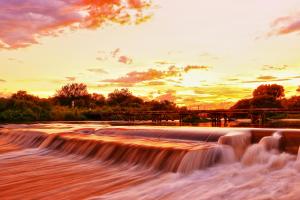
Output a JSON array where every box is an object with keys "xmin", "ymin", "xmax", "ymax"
[
  {"xmin": 258, "ymin": 131, "xmax": 282, "ymax": 151},
  {"xmin": 177, "ymin": 147, "xmax": 221, "ymax": 173},
  {"xmin": 0, "ymin": 130, "xmax": 224, "ymax": 173},
  {"xmin": 2, "ymin": 124, "xmax": 300, "ymax": 200},
  {"xmin": 0, "ymin": 130, "xmax": 47, "ymax": 148},
  {"xmin": 218, "ymin": 131, "xmax": 251, "ymax": 159},
  {"xmin": 241, "ymin": 132, "xmax": 286, "ymax": 166},
  {"xmin": 177, "ymin": 144, "xmax": 236, "ymax": 173},
  {"xmin": 1, "ymin": 126, "xmax": 296, "ymax": 175}
]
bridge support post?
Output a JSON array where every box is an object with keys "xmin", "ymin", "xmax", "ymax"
[{"xmin": 259, "ymin": 112, "xmax": 266, "ymax": 125}]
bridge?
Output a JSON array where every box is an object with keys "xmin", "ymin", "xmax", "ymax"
[{"xmin": 105, "ymin": 108, "xmax": 300, "ymax": 125}]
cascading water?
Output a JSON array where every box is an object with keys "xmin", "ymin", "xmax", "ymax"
[
  {"xmin": 258, "ymin": 131, "xmax": 282, "ymax": 150},
  {"xmin": 217, "ymin": 131, "xmax": 251, "ymax": 159},
  {"xmin": 0, "ymin": 128, "xmax": 226, "ymax": 173},
  {"xmin": 1, "ymin": 123, "xmax": 300, "ymax": 200},
  {"xmin": 177, "ymin": 145, "xmax": 236, "ymax": 173},
  {"xmin": 240, "ymin": 132, "xmax": 295, "ymax": 169}
]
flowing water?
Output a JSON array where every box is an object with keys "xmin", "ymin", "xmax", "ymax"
[{"xmin": 0, "ymin": 122, "xmax": 300, "ymax": 200}]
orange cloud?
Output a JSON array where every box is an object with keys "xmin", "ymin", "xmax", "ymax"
[
  {"xmin": 242, "ymin": 76, "xmax": 291, "ymax": 83},
  {"xmin": 270, "ymin": 13, "xmax": 300, "ymax": 35},
  {"xmin": 109, "ymin": 48, "xmax": 133, "ymax": 64},
  {"xmin": 146, "ymin": 81, "xmax": 166, "ymax": 86},
  {"xmin": 156, "ymin": 90, "xmax": 177, "ymax": 102},
  {"xmin": 118, "ymin": 56, "xmax": 133, "ymax": 64},
  {"xmin": 102, "ymin": 66, "xmax": 180, "ymax": 85},
  {"xmin": 257, "ymin": 76, "xmax": 277, "ymax": 80},
  {"xmin": 226, "ymin": 78, "xmax": 240, "ymax": 82},
  {"xmin": 0, "ymin": 79, "xmax": 6, "ymax": 83},
  {"xmin": 0, "ymin": 0, "xmax": 151, "ymax": 49},
  {"xmin": 183, "ymin": 65, "xmax": 210, "ymax": 73}
]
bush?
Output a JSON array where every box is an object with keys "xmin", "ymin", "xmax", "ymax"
[
  {"xmin": 0, "ymin": 109, "xmax": 38, "ymax": 122},
  {"xmin": 182, "ymin": 115, "xmax": 209, "ymax": 123}
]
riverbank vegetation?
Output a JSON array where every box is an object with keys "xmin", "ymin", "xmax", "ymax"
[
  {"xmin": 230, "ymin": 84, "xmax": 300, "ymax": 119},
  {"xmin": 0, "ymin": 83, "xmax": 181, "ymax": 122},
  {"xmin": 1, "ymin": 83, "xmax": 300, "ymax": 122}
]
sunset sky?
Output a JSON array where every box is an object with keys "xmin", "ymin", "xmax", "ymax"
[{"xmin": 1, "ymin": 0, "xmax": 300, "ymax": 108}]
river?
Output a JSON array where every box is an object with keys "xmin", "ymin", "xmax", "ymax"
[{"xmin": 0, "ymin": 122, "xmax": 299, "ymax": 199}]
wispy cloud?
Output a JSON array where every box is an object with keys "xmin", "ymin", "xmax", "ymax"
[
  {"xmin": 241, "ymin": 75, "xmax": 291, "ymax": 83},
  {"xmin": 183, "ymin": 65, "xmax": 210, "ymax": 73},
  {"xmin": 0, "ymin": 79, "xmax": 6, "ymax": 83},
  {"xmin": 226, "ymin": 78, "xmax": 240, "ymax": 82},
  {"xmin": 8, "ymin": 57, "xmax": 23, "ymax": 63},
  {"xmin": 0, "ymin": 0, "xmax": 152, "ymax": 49},
  {"xmin": 155, "ymin": 61, "xmax": 174, "ymax": 65},
  {"xmin": 87, "ymin": 68, "xmax": 108, "ymax": 74},
  {"xmin": 194, "ymin": 86, "xmax": 252, "ymax": 101},
  {"xmin": 199, "ymin": 52, "xmax": 219, "ymax": 60},
  {"xmin": 112, "ymin": 48, "xmax": 133, "ymax": 65},
  {"xmin": 146, "ymin": 81, "xmax": 166, "ymax": 86},
  {"xmin": 257, "ymin": 75, "xmax": 277, "ymax": 80},
  {"xmin": 65, "ymin": 77, "xmax": 76, "ymax": 81},
  {"xmin": 97, "ymin": 48, "xmax": 134, "ymax": 64},
  {"xmin": 111, "ymin": 48, "xmax": 121, "ymax": 58},
  {"xmin": 261, "ymin": 65, "xmax": 288, "ymax": 71},
  {"xmin": 96, "ymin": 50, "xmax": 109, "ymax": 61}
]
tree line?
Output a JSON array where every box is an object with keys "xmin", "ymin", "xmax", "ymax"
[
  {"xmin": 1, "ymin": 83, "xmax": 300, "ymax": 122},
  {"xmin": 0, "ymin": 83, "xmax": 179, "ymax": 122}
]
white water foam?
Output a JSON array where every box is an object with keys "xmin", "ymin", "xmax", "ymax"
[
  {"xmin": 88, "ymin": 133, "xmax": 300, "ymax": 200},
  {"xmin": 89, "ymin": 151, "xmax": 300, "ymax": 200}
]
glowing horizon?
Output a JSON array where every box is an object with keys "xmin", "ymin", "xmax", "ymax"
[{"xmin": 1, "ymin": 0, "xmax": 300, "ymax": 108}]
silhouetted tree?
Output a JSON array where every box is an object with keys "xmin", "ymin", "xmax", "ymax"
[
  {"xmin": 90, "ymin": 93, "xmax": 106, "ymax": 107},
  {"xmin": 107, "ymin": 88, "xmax": 143, "ymax": 107},
  {"xmin": 147, "ymin": 100, "xmax": 177, "ymax": 111},
  {"xmin": 251, "ymin": 95, "xmax": 283, "ymax": 108},
  {"xmin": 11, "ymin": 90, "xmax": 38, "ymax": 101},
  {"xmin": 282, "ymin": 96, "xmax": 300, "ymax": 109},
  {"xmin": 54, "ymin": 83, "xmax": 90, "ymax": 107},
  {"xmin": 252, "ymin": 84, "xmax": 284, "ymax": 99},
  {"xmin": 232, "ymin": 84, "xmax": 285, "ymax": 109},
  {"xmin": 230, "ymin": 99, "xmax": 251, "ymax": 109},
  {"xmin": 0, "ymin": 98, "xmax": 8, "ymax": 112}
]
